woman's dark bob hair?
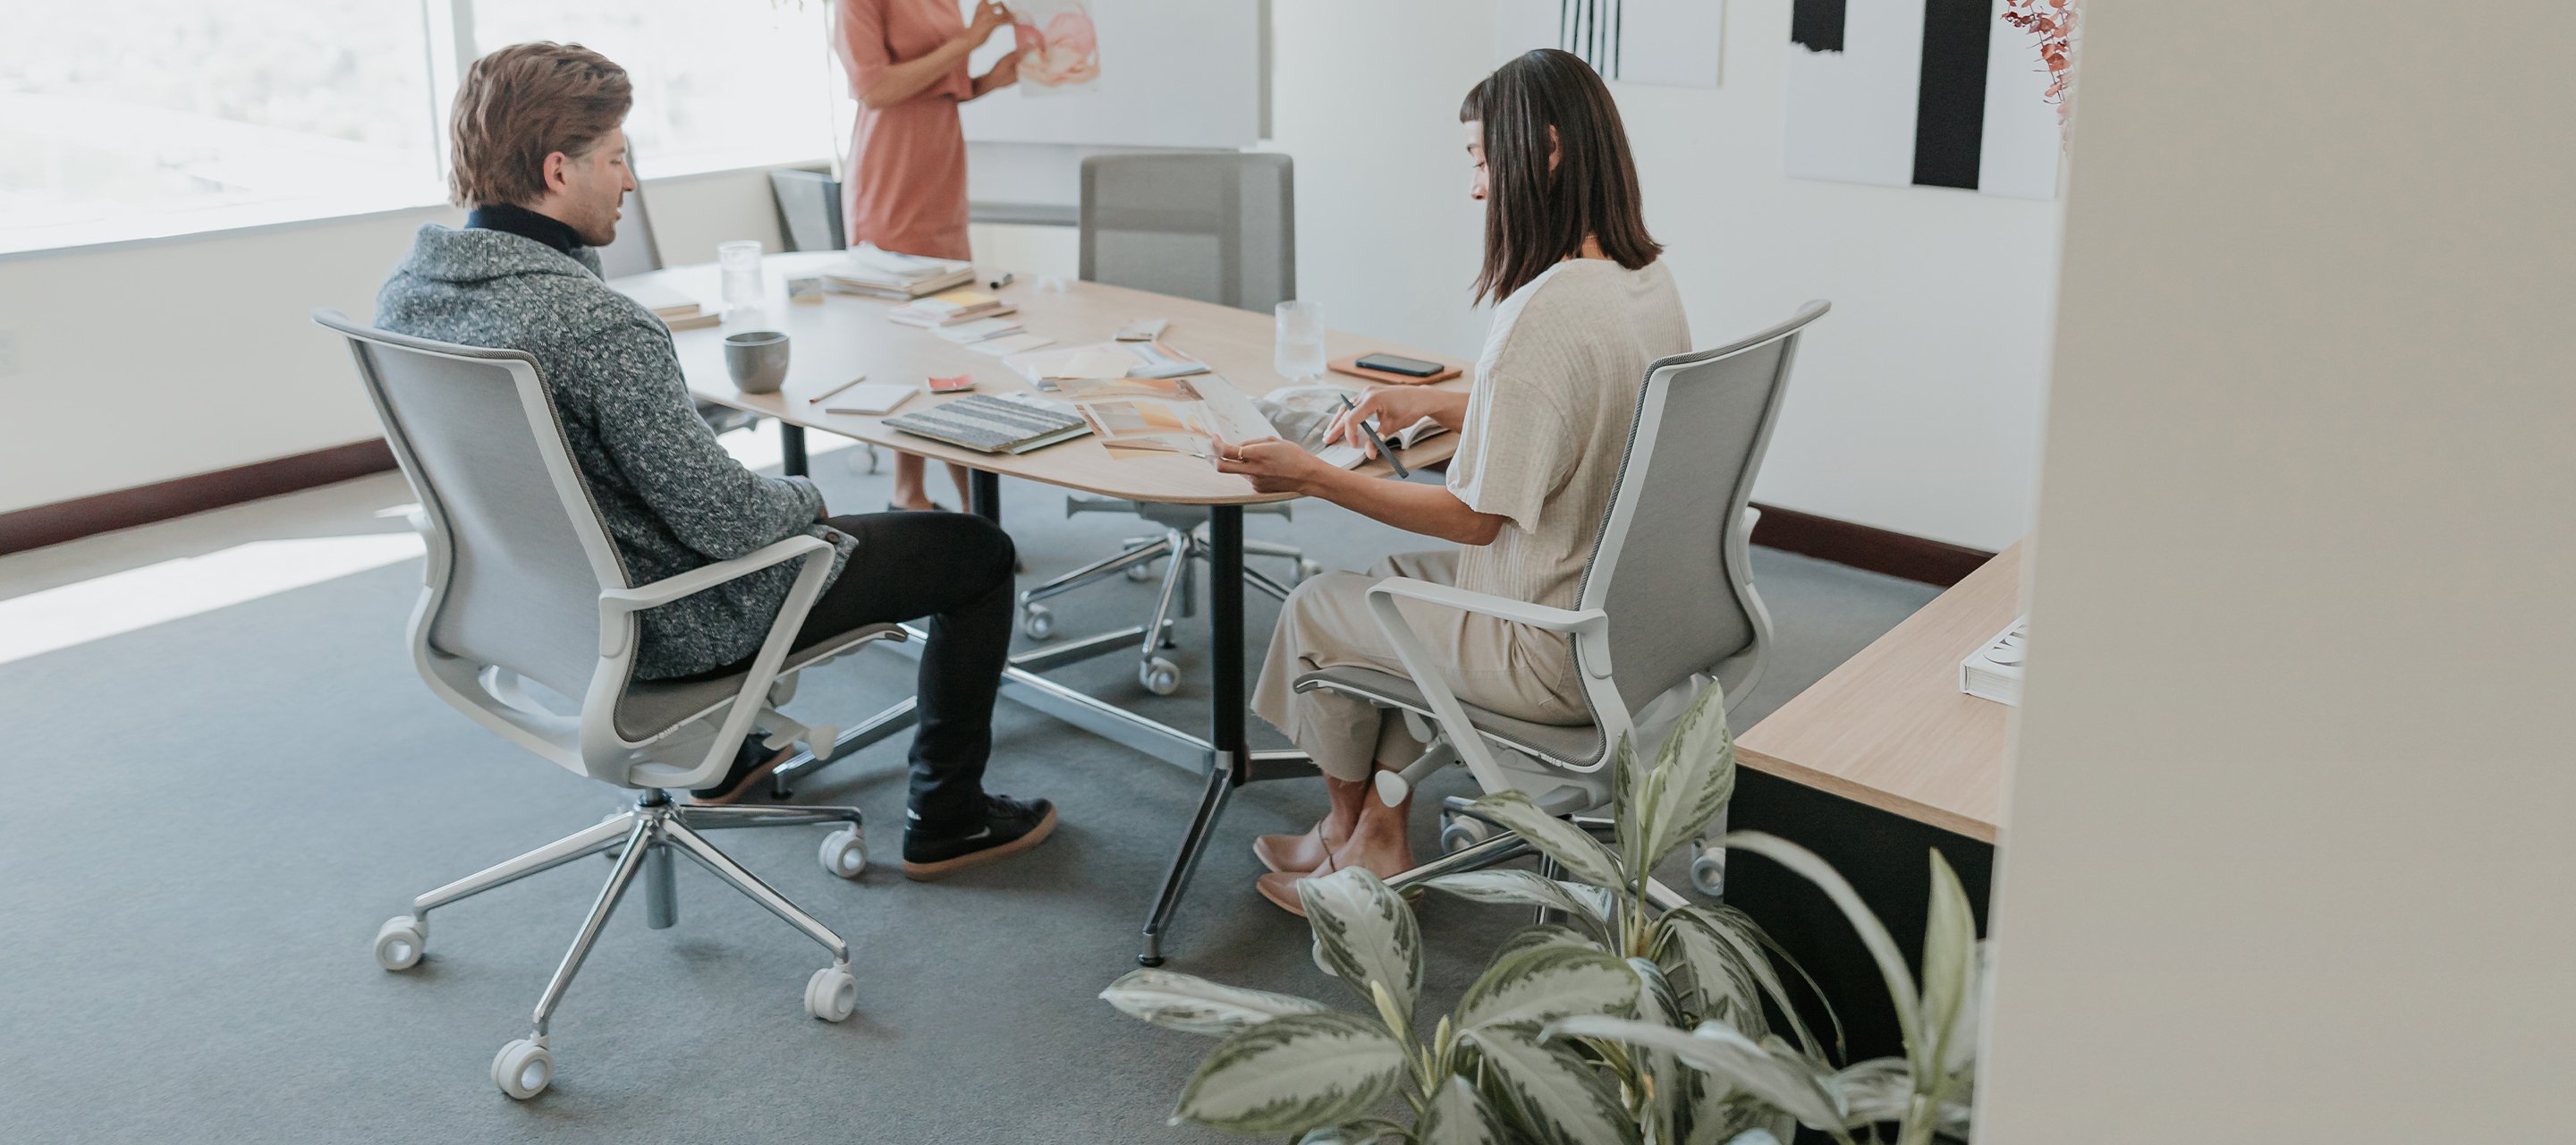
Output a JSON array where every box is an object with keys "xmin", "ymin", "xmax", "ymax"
[{"xmin": 1459, "ymin": 49, "xmax": 1661, "ymax": 304}]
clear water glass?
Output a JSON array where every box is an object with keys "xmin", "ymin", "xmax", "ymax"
[
  {"xmin": 1274, "ymin": 300, "xmax": 1326, "ymax": 382},
  {"xmin": 718, "ymin": 239, "xmax": 766, "ymax": 311}
]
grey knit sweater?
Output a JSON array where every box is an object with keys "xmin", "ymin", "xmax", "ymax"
[{"xmin": 375, "ymin": 225, "xmax": 853, "ymax": 680}]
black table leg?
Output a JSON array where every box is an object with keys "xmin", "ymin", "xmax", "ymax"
[
  {"xmin": 970, "ymin": 468, "xmax": 1001, "ymax": 522},
  {"xmin": 1138, "ymin": 505, "xmax": 1247, "ymax": 966},
  {"xmin": 780, "ymin": 422, "xmax": 809, "ymax": 478}
]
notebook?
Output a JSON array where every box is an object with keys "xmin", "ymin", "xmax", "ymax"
[{"xmin": 883, "ymin": 393, "xmax": 1090, "ymax": 454}]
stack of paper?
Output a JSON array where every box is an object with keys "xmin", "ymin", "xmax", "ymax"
[
  {"xmin": 1001, "ymin": 340, "xmax": 1208, "ymax": 387},
  {"xmin": 889, "ymin": 289, "xmax": 1017, "ymax": 328},
  {"xmin": 823, "ymin": 243, "xmax": 977, "ymax": 300},
  {"xmin": 1959, "ymin": 615, "xmax": 2029, "ymax": 706}
]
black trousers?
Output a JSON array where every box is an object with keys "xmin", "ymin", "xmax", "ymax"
[{"xmin": 703, "ymin": 511, "xmax": 1016, "ymax": 830}]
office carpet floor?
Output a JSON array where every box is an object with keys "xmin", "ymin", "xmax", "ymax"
[{"xmin": 0, "ymin": 451, "xmax": 1937, "ymax": 1144}]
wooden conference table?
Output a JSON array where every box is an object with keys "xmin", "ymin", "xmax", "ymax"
[{"xmin": 623, "ymin": 259, "xmax": 1470, "ymax": 965}]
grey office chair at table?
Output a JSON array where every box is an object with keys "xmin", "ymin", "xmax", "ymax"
[
  {"xmin": 314, "ymin": 309, "xmax": 902, "ymax": 1100},
  {"xmin": 1016, "ymin": 151, "xmax": 1319, "ymax": 696},
  {"xmin": 1296, "ymin": 301, "xmax": 1828, "ymax": 900}
]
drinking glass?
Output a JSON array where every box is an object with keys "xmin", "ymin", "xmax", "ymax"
[
  {"xmin": 1274, "ymin": 300, "xmax": 1326, "ymax": 382},
  {"xmin": 718, "ymin": 240, "xmax": 766, "ymax": 311}
]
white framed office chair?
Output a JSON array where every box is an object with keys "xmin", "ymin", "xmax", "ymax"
[
  {"xmin": 1015, "ymin": 152, "xmax": 1318, "ymax": 696},
  {"xmin": 1296, "ymin": 302, "xmax": 1828, "ymax": 896},
  {"xmin": 315, "ymin": 309, "xmax": 904, "ymax": 1100}
]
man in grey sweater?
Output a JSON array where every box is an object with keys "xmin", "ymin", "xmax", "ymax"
[{"xmin": 376, "ymin": 41, "xmax": 1052, "ymax": 879}]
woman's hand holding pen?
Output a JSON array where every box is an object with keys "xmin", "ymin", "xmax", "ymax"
[{"xmin": 1325, "ymin": 386, "xmax": 1468, "ymax": 458}]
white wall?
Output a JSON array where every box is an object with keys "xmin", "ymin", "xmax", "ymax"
[
  {"xmin": 1265, "ymin": 0, "xmax": 2063, "ymax": 549},
  {"xmin": 0, "ymin": 167, "xmax": 785, "ymax": 516},
  {"xmin": 1978, "ymin": 2, "xmax": 2576, "ymax": 1139}
]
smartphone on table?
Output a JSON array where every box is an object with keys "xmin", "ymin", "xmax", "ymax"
[{"xmin": 1353, "ymin": 352, "xmax": 1444, "ymax": 378}]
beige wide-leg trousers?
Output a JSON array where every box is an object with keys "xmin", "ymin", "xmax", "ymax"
[{"xmin": 1251, "ymin": 551, "xmax": 1588, "ymax": 782}]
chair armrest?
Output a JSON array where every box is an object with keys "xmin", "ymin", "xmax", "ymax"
[
  {"xmin": 596, "ymin": 534, "xmax": 832, "ymax": 657},
  {"xmin": 1363, "ymin": 578, "xmax": 1607, "ymax": 636}
]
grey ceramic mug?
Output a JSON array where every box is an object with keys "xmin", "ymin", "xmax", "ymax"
[{"xmin": 723, "ymin": 330, "xmax": 792, "ymax": 394}]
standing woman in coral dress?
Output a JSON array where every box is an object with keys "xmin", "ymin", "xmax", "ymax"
[{"xmin": 835, "ymin": 0, "xmax": 1021, "ymax": 511}]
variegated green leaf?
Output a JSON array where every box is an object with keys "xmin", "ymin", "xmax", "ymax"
[
  {"xmin": 1298, "ymin": 866, "xmax": 1424, "ymax": 1020},
  {"xmin": 1626, "ymin": 956, "xmax": 1688, "ymax": 1145},
  {"xmin": 1427, "ymin": 869, "xmax": 1615, "ymax": 926},
  {"xmin": 1464, "ymin": 1024, "xmax": 1640, "ymax": 1145},
  {"xmin": 1462, "ymin": 790, "xmax": 1626, "ymax": 887},
  {"xmin": 1718, "ymin": 1131, "xmax": 1784, "ymax": 1145},
  {"xmin": 1546, "ymin": 1016, "xmax": 1843, "ymax": 1132},
  {"xmin": 1175, "ymin": 1012, "xmax": 1407, "ymax": 1134},
  {"xmin": 1419, "ymin": 1075, "xmax": 1504, "ymax": 1145},
  {"xmin": 1716, "ymin": 832, "xmax": 1921, "ymax": 1059},
  {"xmin": 1639, "ymin": 683, "xmax": 1735, "ymax": 868},
  {"xmin": 1100, "ymin": 968, "xmax": 1331, "ymax": 1037},
  {"xmin": 1828, "ymin": 1057, "xmax": 1913, "ymax": 1125},
  {"xmin": 1657, "ymin": 904, "xmax": 1823, "ymax": 1056},
  {"xmin": 1944, "ymin": 941, "xmax": 1989, "ymax": 1077},
  {"xmin": 1493, "ymin": 922, "xmax": 1608, "ymax": 963},
  {"xmin": 1296, "ymin": 1118, "xmax": 1413, "ymax": 1145},
  {"xmin": 1456, "ymin": 944, "xmax": 1640, "ymax": 1032},
  {"xmin": 1918, "ymin": 850, "xmax": 1977, "ymax": 1083},
  {"xmin": 1610, "ymin": 732, "xmax": 1648, "ymax": 891}
]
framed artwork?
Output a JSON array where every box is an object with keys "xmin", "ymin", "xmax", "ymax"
[{"xmin": 1785, "ymin": 0, "xmax": 2073, "ymax": 199}]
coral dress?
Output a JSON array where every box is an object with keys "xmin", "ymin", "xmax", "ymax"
[{"xmin": 835, "ymin": 0, "xmax": 975, "ymax": 261}]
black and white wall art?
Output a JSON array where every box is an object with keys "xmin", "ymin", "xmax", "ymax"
[
  {"xmin": 1546, "ymin": 0, "xmax": 1725, "ymax": 89},
  {"xmin": 1786, "ymin": 0, "xmax": 2066, "ymax": 199}
]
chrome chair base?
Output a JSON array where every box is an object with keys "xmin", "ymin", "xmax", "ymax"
[
  {"xmin": 372, "ymin": 790, "xmax": 869, "ymax": 1099},
  {"xmin": 1018, "ymin": 512, "xmax": 1316, "ymax": 697}
]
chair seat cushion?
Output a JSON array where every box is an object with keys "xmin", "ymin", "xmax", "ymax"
[
  {"xmin": 615, "ymin": 623, "xmax": 905, "ymax": 742},
  {"xmin": 1292, "ymin": 666, "xmax": 1606, "ymax": 770}
]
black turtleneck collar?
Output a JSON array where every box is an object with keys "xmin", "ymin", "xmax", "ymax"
[{"xmin": 465, "ymin": 202, "xmax": 584, "ymax": 255}]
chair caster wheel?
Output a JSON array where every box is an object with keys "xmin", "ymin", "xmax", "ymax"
[
  {"xmin": 1439, "ymin": 813, "xmax": 1495, "ymax": 856},
  {"xmin": 374, "ymin": 915, "xmax": 426, "ymax": 971},
  {"xmin": 1689, "ymin": 844, "xmax": 1725, "ymax": 897},
  {"xmin": 819, "ymin": 827, "xmax": 868, "ymax": 879},
  {"xmin": 806, "ymin": 965, "xmax": 859, "ymax": 1022},
  {"xmin": 492, "ymin": 1038, "xmax": 553, "ymax": 1099},
  {"xmin": 1140, "ymin": 657, "xmax": 1182, "ymax": 696},
  {"xmin": 1019, "ymin": 605, "xmax": 1055, "ymax": 640},
  {"xmin": 1124, "ymin": 560, "xmax": 1158, "ymax": 582},
  {"xmin": 1293, "ymin": 559, "xmax": 1323, "ymax": 584}
]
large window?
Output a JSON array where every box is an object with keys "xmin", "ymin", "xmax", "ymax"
[
  {"xmin": 473, "ymin": 1, "xmax": 836, "ymax": 181},
  {"xmin": 0, "ymin": 1, "xmax": 837, "ymax": 255}
]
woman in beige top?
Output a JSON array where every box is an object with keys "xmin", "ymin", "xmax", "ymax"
[{"xmin": 1217, "ymin": 49, "xmax": 1690, "ymax": 912}]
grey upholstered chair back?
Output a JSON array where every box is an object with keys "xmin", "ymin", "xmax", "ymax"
[
  {"xmin": 315, "ymin": 310, "xmax": 624, "ymax": 701},
  {"xmin": 1080, "ymin": 152, "xmax": 1294, "ymax": 312},
  {"xmin": 1580, "ymin": 301, "xmax": 1828, "ymax": 716},
  {"xmin": 770, "ymin": 168, "xmax": 847, "ymax": 252}
]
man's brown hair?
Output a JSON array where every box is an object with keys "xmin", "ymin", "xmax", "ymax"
[{"xmin": 447, "ymin": 42, "xmax": 632, "ymax": 208}]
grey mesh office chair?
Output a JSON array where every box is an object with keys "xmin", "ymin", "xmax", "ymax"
[
  {"xmin": 1017, "ymin": 151, "xmax": 1318, "ymax": 696},
  {"xmin": 315, "ymin": 309, "xmax": 903, "ymax": 1100},
  {"xmin": 769, "ymin": 167, "xmax": 883, "ymax": 474},
  {"xmin": 1298, "ymin": 302, "xmax": 1827, "ymax": 897}
]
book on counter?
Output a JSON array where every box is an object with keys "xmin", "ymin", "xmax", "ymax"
[
  {"xmin": 1959, "ymin": 615, "xmax": 2029, "ymax": 706},
  {"xmin": 883, "ymin": 393, "xmax": 1090, "ymax": 454},
  {"xmin": 888, "ymin": 289, "xmax": 1017, "ymax": 327},
  {"xmin": 822, "ymin": 243, "xmax": 977, "ymax": 300}
]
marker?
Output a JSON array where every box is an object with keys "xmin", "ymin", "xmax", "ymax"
[
  {"xmin": 1336, "ymin": 393, "xmax": 1409, "ymax": 479},
  {"xmin": 987, "ymin": 271, "xmax": 1015, "ymax": 290}
]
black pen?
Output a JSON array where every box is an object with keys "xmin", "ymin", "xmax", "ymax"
[{"xmin": 1336, "ymin": 393, "xmax": 1410, "ymax": 479}]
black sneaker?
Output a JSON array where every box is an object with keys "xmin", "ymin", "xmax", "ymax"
[
  {"xmin": 686, "ymin": 736, "xmax": 793, "ymax": 805},
  {"xmin": 902, "ymin": 794, "xmax": 1058, "ymax": 880}
]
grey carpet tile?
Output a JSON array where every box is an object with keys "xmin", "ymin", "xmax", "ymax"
[{"xmin": 0, "ymin": 455, "xmax": 1936, "ymax": 1143}]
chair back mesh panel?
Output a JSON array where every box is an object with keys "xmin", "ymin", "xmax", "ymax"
[
  {"xmin": 323, "ymin": 314, "xmax": 618, "ymax": 700},
  {"xmin": 770, "ymin": 169, "xmax": 846, "ymax": 252},
  {"xmin": 1584, "ymin": 305, "xmax": 1821, "ymax": 715},
  {"xmin": 1080, "ymin": 152, "xmax": 1293, "ymax": 312}
]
